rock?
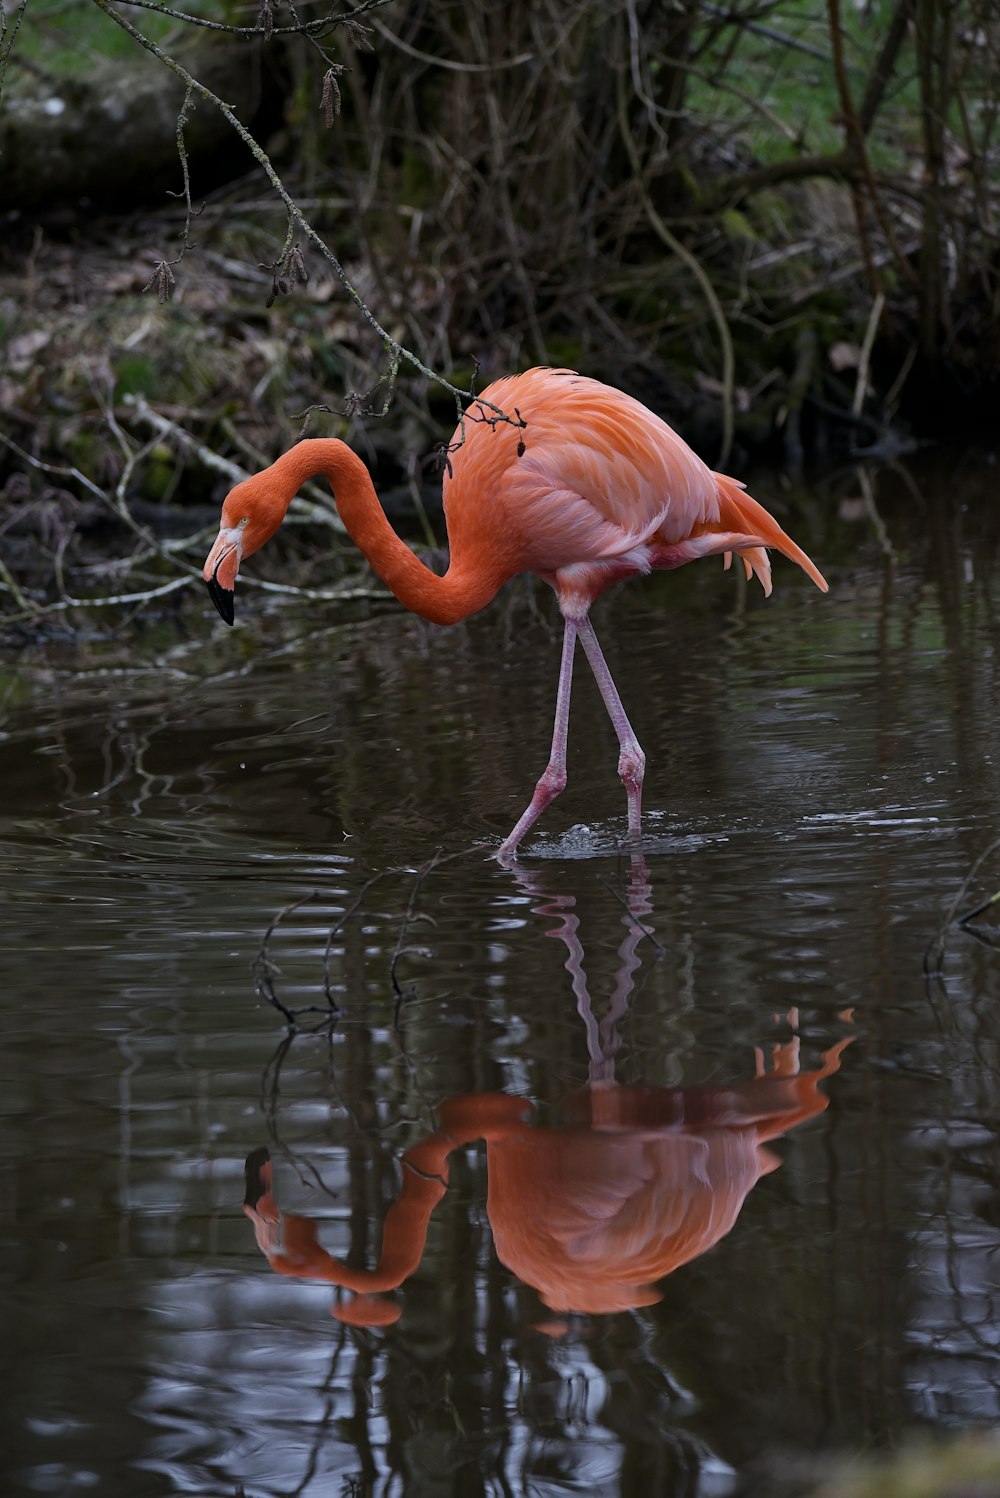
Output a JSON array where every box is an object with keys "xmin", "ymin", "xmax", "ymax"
[{"xmin": 0, "ymin": 37, "xmax": 277, "ymax": 217}]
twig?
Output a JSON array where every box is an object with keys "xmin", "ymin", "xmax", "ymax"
[
  {"xmin": 142, "ymin": 81, "xmax": 199, "ymax": 302},
  {"xmin": 321, "ymin": 872, "xmax": 388, "ymax": 1009},
  {"xmin": 827, "ymin": 0, "xmax": 918, "ymax": 294},
  {"xmin": 856, "ymin": 467, "xmax": 896, "ymax": 562},
  {"xmin": 115, "ymin": 0, "xmax": 396, "ymax": 39},
  {"xmin": 124, "ymin": 397, "xmax": 346, "ymax": 537},
  {"xmin": 677, "ymin": 55, "xmax": 803, "ymax": 144},
  {"xmin": 615, "ymin": 54, "xmax": 735, "ymax": 467},
  {"xmin": 251, "ymin": 843, "xmax": 493, "ymax": 1025},
  {"xmin": 390, "ymin": 850, "xmax": 443, "ymax": 1016},
  {"xmin": 370, "ymin": 15, "xmax": 533, "ymax": 72},
  {"xmin": 88, "ymin": 382, "xmax": 163, "ymax": 549},
  {"xmin": 0, "ymin": 552, "xmax": 36, "ymax": 613},
  {"xmin": 259, "ymin": 220, "xmax": 309, "ymax": 307},
  {"xmin": 90, "ymin": 0, "xmax": 523, "ymax": 433},
  {"xmin": 252, "ymin": 890, "xmax": 333, "ymax": 1026},
  {"xmin": 405, "ymin": 452, "xmax": 440, "ymax": 551},
  {"xmin": 596, "ymin": 872, "xmax": 665, "ymax": 955},
  {"xmin": 881, "ymin": 341, "xmax": 918, "ymax": 420},
  {"xmin": 701, "ymin": 2, "xmax": 838, "ymax": 64},
  {"xmin": 236, "ymin": 575, "xmax": 389, "ymax": 606},
  {"xmin": 0, "ymin": 0, "xmax": 29, "ymax": 105},
  {"xmin": 1, "ymin": 576, "xmax": 196, "ymax": 626},
  {"xmin": 122, "ymin": 394, "xmax": 247, "ymax": 484},
  {"xmin": 852, "ymin": 290, "xmax": 885, "ymax": 418},
  {"xmin": 0, "ymin": 564, "xmax": 204, "ymax": 631},
  {"xmin": 924, "ymin": 835, "xmax": 1000, "ymax": 974},
  {"xmin": 958, "ymin": 890, "xmax": 1000, "ymax": 928},
  {"xmin": 0, "ymin": 423, "xmax": 215, "ymax": 618},
  {"xmin": 625, "ymin": 0, "xmax": 679, "ymax": 147},
  {"xmin": 0, "ymin": 431, "xmax": 111, "ymax": 505}
]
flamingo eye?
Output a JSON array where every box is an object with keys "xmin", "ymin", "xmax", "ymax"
[{"xmin": 239, "ymin": 516, "xmax": 249, "ymax": 527}]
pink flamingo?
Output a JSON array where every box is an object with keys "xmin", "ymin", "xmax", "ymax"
[
  {"xmin": 243, "ymin": 1031, "xmax": 853, "ymax": 1325},
  {"xmin": 204, "ymin": 368, "xmax": 828, "ymax": 858},
  {"xmin": 241, "ymin": 860, "xmax": 854, "ymax": 1326}
]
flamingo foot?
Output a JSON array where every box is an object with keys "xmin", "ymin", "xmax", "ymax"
[
  {"xmin": 618, "ymin": 742, "xmax": 645, "ymax": 840},
  {"xmin": 496, "ymin": 761, "xmax": 569, "ymax": 864}
]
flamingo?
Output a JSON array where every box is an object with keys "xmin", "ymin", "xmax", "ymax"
[
  {"xmin": 243, "ymin": 1035, "xmax": 854, "ymax": 1323},
  {"xmin": 204, "ymin": 368, "xmax": 828, "ymax": 858},
  {"xmin": 240, "ymin": 864, "xmax": 854, "ymax": 1325}
]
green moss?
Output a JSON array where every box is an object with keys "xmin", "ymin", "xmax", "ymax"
[
  {"xmin": 721, "ymin": 208, "xmax": 758, "ymax": 243},
  {"xmin": 114, "ymin": 354, "xmax": 158, "ymax": 401},
  {"xmin": 814, "ymin": 1433, "xmax": 1000, "ymax": 1498},
  {"xmin": 142, "ymin": 451, "xmax": 177, "ymax": 504},
  {"xmin": 63, "ymin": 429, "xmax": 99, "ymax": 472}
]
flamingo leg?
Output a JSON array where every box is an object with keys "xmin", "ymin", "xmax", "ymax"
[
  {"xmin": 496, "ymin": 619, "xmax": 577, "ymax": 863},
  {"xmin": 577, "ymin": 617, "xmax": 645, "ymax": 840}
]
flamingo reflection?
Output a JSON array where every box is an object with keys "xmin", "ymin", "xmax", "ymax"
[{"xmin": 244, "ymin": 857, "xmax": 853, "ymax": 1326}]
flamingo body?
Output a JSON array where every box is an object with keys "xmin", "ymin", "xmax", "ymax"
[
  {"xmin": 204, "ymin": 368, "xmax": 828, "ymax": 857},
  {"xmin": 447, "ymin": 369, "xmax": 780, "ymax": 610},
  {"xmin": 242, "ymin": 1032, "xmax": 852, "ymax": 1320}
]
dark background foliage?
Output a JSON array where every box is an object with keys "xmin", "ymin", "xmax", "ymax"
[{"xmin": 0, "ymin": 0, "xmax": 997, "ymax": 623}]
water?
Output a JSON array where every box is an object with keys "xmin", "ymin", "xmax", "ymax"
[{"xmin": 3, "ymin": 457, "xmax": 1000, "ymax": 1496}]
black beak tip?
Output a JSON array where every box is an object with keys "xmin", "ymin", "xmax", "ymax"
[{"xmin": 206, "ymin": 575, "xmax": 235, "ymax": 626}]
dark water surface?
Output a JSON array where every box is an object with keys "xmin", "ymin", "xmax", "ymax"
[{"xmin": 3, "ymin": 457, "xmax": 1000, "ymax": 1496}]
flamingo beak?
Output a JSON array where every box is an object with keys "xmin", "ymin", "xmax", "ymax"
[{"xmin": 203, "ymin": 529, "xmax": 241, "ymax": 625}]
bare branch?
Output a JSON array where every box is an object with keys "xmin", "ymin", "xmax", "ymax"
[
  {"xmin": 2, "ymin": 576, "xmax": 196, "ymax": 626},
  {"xmin": 89, "ymin": 0, "xmax": 522, "ymax": 432},
  {"xmin": 0, "ymin": 0, "xmax": 30, "ymax": 106},
  {"xmin": 142, "ymin": 81, "xmax": 201, "ymax": 301},
  {"xmin": 614, "ymin": 56, "xmax": 736, "ymax": 468},
  {"xmin": 369, "ymin": 16, "xmax": 534, "ymax": 72},
  {"xmin": 114, "ymin": 0, "xmax": 396, "ymax": 40}
]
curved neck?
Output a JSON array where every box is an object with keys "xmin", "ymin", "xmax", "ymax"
[
  {"xmin": 321, "ymin": 1095, "xmax": 528, "ymax": 1294},
  {"xmin": 275, "ymin": 439, "xmax": 502, "ymax": 626}
]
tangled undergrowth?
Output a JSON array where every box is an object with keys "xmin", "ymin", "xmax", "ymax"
[{"xmin": 1, "ymin": 0, "xmax": 998, "ymax": 631}]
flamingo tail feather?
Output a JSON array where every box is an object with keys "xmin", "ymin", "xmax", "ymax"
[{"xmin": 713, "ymin": 473, "xmax": 828, "ymax": 594}]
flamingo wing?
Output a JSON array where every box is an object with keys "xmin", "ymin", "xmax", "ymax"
[
  {"xmin": 448, "ymin": 369, "xmax": 826, "ymax": 597},
  {"xmin": 455, "ymin": 369, "xmax": 719, "ymax": 558}
]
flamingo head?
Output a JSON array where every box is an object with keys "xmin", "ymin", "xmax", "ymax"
[{"xmin": 203, "ymin": 474, "xmax": 285, "ymax": 625}]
